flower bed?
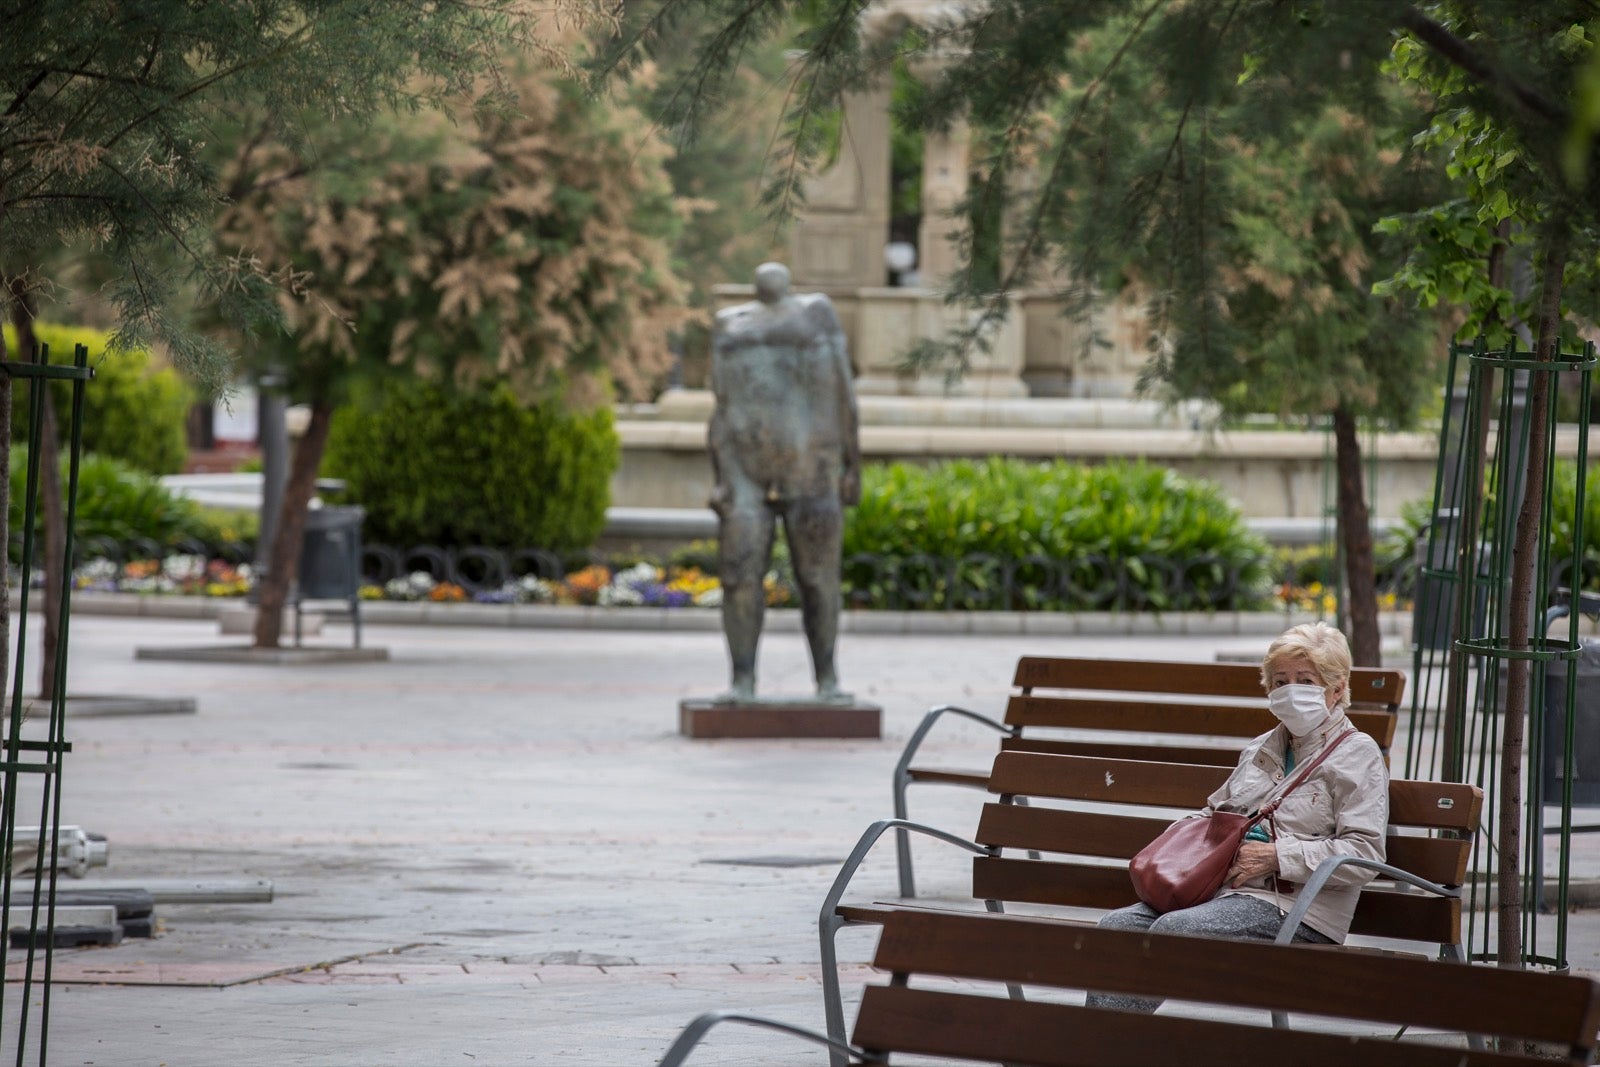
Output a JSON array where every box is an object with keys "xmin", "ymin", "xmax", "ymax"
[
  {"xmin": 66, "ymin": 549, "xmax": 1407, "ymax": 614},
  {"xmin": 70, "ymin": 554, "xmax": 792, "ymax": 609}
]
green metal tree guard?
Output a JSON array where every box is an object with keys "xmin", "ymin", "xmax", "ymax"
[
  {"xmin": 1405, "ymin": 337, "xmax": 1594, "ymax": 969},
  {"xmin": 1, "ymin": 343, "xmax": 93, "ymax": 1066}
]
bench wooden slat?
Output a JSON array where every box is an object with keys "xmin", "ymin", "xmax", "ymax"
[
  {"xmin": 854, "ymin": 985, "xmax": 1556, "ymax": 1067},
  {"xmin": 1382, "ymin": 835, "xmax": 1470, "ymax": 887},
  {"xmin": 1390, "ymin": 779, "xmax": 1483, "ymax": 831},
  {"xmin": 866, "ymin": 910, "xmax": 1600, "ymax": 1053},
  {"xmin": 1350, "ymin": 887, "xmax": 1462, "ymax": 945},
  {"xmin": 975, "ymin": 802, "xmax": 1470, "ymax": 886},
  {"xmin": 1014, "ymin": 656, "xmax": 1270, "ymax": 698},
  {"xmin": 1011, "ymin": 657, "xmax": 1405, "ymax": 710},
  {"xmin": 1003, "ymin": 696, "xmax": 1396, "ymax": 748},
  {"xmin": 1001, "ymin": 736, "xmax": 1245, "ymax": 766},
  {"xmin": 976, "ymin": 804, "xmax": 1171, "ymax": 858},
  {"xmin": 903, "ymin": 767, "xmax": 989, "ymax": 788},
  {"xmin": 972, "ymin": 855, "xmax": 1135, "ymax": 911},
  {"xmin": 988, "ymin": 751, "xmax": 1230, "ymax": 806},
  {"xmin": 1005, "ymin": 694, "xmax": 1277, "ymax": 735}
]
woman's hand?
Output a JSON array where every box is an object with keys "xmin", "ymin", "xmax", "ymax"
[{"xmin": 1228, "ymin": 841, "xmax": 1279, "ymax": 888}]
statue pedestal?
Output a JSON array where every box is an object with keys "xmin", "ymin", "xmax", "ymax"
[{"xmin": 678, "ymin": 698, "xmax": 882, "ymax": 739}]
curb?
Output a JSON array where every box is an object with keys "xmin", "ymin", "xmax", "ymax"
[{"xmin": 58, "ymin": 592, "xmax": 1414, "ymax": 639}]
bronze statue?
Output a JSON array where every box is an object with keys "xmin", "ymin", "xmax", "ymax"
[{"xmin": 709, "ymin": 262, "xmax": 861, "ymax": 703}]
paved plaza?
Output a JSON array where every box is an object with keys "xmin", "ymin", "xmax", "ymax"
[{"xmin": 3, "ymin": 613, "xmax": 1600, "ymax": 1065}]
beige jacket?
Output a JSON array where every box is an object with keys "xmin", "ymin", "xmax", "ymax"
[{"xmin": 1201, "ymin": 710, "xmax": 1389, "ymax": 942}]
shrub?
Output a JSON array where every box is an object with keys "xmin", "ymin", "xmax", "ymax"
[
  {"xmin": 9, "ymin": 450, "xmax": 218, "ymax": 553},
  {"xmin": 1550, "ymin": 461, "xmax": 1600, "ymax": 591},
  {"xmin": 323, "ymin": 379, "xmax": 619, "ymax": 551},
  {"xmin": 2, "ymin": 322, "xmax": 191, "ymax": 475},
  {"xmin": 840, "ymin": 458, "xmax": 1272, "ymax": 611}
]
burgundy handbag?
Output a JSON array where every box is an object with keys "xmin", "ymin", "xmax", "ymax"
[{"xmin": 1128, "ymin": 728, "xmax": 1356, "ymax": 913}]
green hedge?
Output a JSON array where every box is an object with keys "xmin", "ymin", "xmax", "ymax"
[
  {"xmin": 2, "ymin": 322, "xmax": 191, "ymax": 475},
  {"xmin": 9, "ymin": 450, "xmax": 217, "ymax": 549},
  {"xmin": 323, "ymin": 379, "xmax": 619, "ymax": 550},
  {"xmin": 1551, "ymin": 461, "xmax": 1600, "ymax": 589},
  {"xmin": 841, "ymin": 458, "xmax": 1272, "ymax": 611}
]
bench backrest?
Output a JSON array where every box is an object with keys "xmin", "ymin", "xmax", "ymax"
[
  {"xmin": 1001, "ymin": 656, "xmax": 1403, "ymax": 765},
  {"xmin": 854, "ymin": 910, "xmax": 1600, "ymax": 1066},
  {"xmin": 971, "ymin": 750, "xmax": 1483, "ymax": 947}
]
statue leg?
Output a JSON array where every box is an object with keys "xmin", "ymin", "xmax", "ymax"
[
  {"xmin": 784, "ymin": 496, "xmax": 847, "ymax": 702},
  {"xmin": 718, "ymin": 503, "xmax": 775, "ymax": 702}
]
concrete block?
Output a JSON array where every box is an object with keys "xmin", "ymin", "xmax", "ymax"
[
  {"xmin": 679, "ymin": 698, "xmax": 882, "ymax": 739},
  {"xmin": 841, "ymin": 611, "xmax": 908, "ymax": 635},
  {"xmin": 968, "ymin": 612, "xmax": 1026, "ymax": 635},
  {"xmin": 1020, "ymin": 613, "xmax": 1079, "ymax": 635}
]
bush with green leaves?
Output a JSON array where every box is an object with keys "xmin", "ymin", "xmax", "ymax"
[
  {"xmin": 323, "ymin": 380, "xmax": 619, "ymax": 551},
  {"xmin": 840, "ymin": 458, "xmax": 1272, "ymax": 611},
  {"xmin": 8, "ymin": 450, "xmax": 221, "ymax": 556},
  {"xmin": 1550, "ymin": 461, "xmax": 1600, "ymax": 591},
  {"xmin": 2, "ymin": 322, "xmax": 191, "ymax": 475}
]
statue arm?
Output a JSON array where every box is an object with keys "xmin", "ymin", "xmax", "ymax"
[
  {"xmin": 707, "ymin": 323, "xmax": 733, "ymax": 512},
  {"xmin": 830, "ymin": 322, "xmax": 861, "ymax": 507}
]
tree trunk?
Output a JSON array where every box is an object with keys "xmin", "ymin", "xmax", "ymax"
[
  {"xmin": 6, "ymin": 279, "xmax": 64, "ymax": 700},
  {"xmin": 252, "ymin": 401, "xmax": 333, "ymax": 649},
  {"xmin": 1498, "ymin": 224, "xmax": 1568, "ymax": 969},
  {"xmin": 1332, "ymin": 403, "xmax": 1381, "ymax": 667},
  {"xmin": 0, "ymin": 292, "xmax": 10, "ymax": 703}
]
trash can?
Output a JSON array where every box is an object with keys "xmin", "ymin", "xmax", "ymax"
[
  {"xmin": 299, "ymin": 505, "xmax": 364, "ymax": 600},
  {"xmin": 1542, "ymin": 640, "xmax": 1600, "ymax": 807},
  {"xmin": 295, "ymin": 505, "xmax": 365, "ymax": 648}
]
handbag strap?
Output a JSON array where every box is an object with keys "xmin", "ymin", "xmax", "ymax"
[{"xmin": 1254, "ymin": 726, "xmax": 1358, "ymax": 819}]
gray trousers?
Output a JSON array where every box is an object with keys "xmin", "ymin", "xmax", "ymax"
[{"xmin": 1085, "ymin": 893, "xmax": 1333, "ymax": 1013}]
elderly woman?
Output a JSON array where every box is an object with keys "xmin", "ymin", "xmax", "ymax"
[{"xmin": 1088, "ymin": 621, "xmax": 1388, "ymax": 1012}]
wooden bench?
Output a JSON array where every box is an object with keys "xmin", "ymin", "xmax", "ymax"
[
  {"xmin": 891, "ymin": 655, "xmax": 1405, "ymax": 897},
  {"xmin": 659, "ymin": 909, "xmax": 1600, "ymax": 1066},
  {"xmin": 820, "ymin": 748, "xmax": 1483, "ymax": 1054}
]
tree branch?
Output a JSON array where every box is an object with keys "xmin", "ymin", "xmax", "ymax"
[{"xmin": 1398, "ymin": 7, "xmax": 1565, "ymax": 125}]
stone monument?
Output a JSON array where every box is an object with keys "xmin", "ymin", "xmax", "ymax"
[{"xmin": 678, "ymin": 263, "xmax": 882, "ymax": 739}]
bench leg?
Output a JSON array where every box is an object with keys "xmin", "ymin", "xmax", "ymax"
[
  {"xmin": 1010, "ymin": 796, "xmax": 1042, "ymax": 860},
  {"xmin": 892, "ymin": 776, "xmax": 916, "ymax": 899},
  {"xmin": 819, "ymin": 913, "xmax": 852, "ymax": 1067}
]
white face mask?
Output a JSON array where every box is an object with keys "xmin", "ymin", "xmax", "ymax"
[{"xmin": 1268, "ymin": 683, "xmax": 1330, "ymax": 737}]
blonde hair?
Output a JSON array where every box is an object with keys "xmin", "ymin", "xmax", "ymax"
[{"xmin": 1260, "ymin": 622, "xmax": 1353, "ymax": 709}]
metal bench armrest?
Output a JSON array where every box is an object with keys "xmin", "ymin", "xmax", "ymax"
[
  {"xmin": 819, "ymin": 819, "xmax": 990, "ymax": 1064},
  {"xmin": 893, "ymin": 704, "xmax": 1014, "ymax": 797},
  {"xmin": 1274, "ymin": 856, "xmax": 1456, "ymax": 946},
  {"xmin": 823, "ymin": 819, "xmax": 989, "ymax": 924},
  {"xmin": 892, "ymin": 705, "xmax": 1012, "ymax": 898}
]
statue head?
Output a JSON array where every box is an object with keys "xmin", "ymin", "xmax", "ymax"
[{"xmin": 753, "ymin": 262, "xmax": 792, "ymax": 304}]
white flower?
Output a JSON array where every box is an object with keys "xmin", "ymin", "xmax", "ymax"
[
  {"xmin": 163, "ymin": 554, "xmax": 206, "ymax": 582},
  {"xmin": 384, "ymin": 570, "xmax": 438, "ymax": 601},
  {"xmin": 693, "ymin": 587, "xmax": 723, "ymax": 609},
  {"xmin": 598, "ymin": 584, "xmax": 644, "ymax": 607},
  {"xmin": 513, "ymin": 575, "xmax": 556, "ymax": 603},
  {"xmin": 617, "ymin": 562, "xmax": 660, "ymax": 587},
  {"xmin": 76, "ymin": 558, "xmax": 118, "ymax": 582}
]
